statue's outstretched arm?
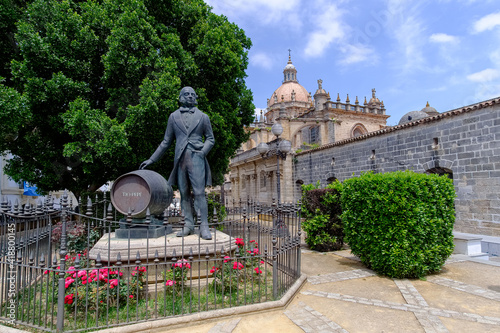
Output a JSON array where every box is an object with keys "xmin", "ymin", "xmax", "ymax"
[{"xmin": 139, "ymin": 115, "xmax": 174, "ymax": 169}]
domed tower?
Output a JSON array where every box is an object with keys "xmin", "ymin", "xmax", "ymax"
[
  {"xmin": 266, "ymin": 54, "xmax": 310, "ymax": 122},
  {"xmin": 398, "ymin": 111, "xmax": 429, "ymax": 125},
  {"xmin": 421, "ymin": 102, "xmax": 439, "ymax": 116}
]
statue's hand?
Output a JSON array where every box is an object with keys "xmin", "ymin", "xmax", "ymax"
[{"xmin": 139, "ymin": 159, "xmax": 153, "ymax": 170}]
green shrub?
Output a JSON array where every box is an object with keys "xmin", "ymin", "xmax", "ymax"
[
  {"xmin": 52, "ymin": 220, "xmax": 101, "ymax": 255},
  {"xmin": 207, "ymin": 192, "xmax": 227, "ymax": 225},
  {"xmin": 301, "ymin": 181, "xmax": 344, "ymax": 251},
  {"xmin": 341, "ymin": 171, "xmax": 455, "ymax": 278}
]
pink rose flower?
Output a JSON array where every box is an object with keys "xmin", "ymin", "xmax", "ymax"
[
  {"xmin": 165, "ymin": 280, "xmax": 176, "ymax": 286},
  {"xmin": 64, "ymin": 278, "xmax": 75, "ymax": 288},
  {"xmin": 232, "ymin": 262, "xmax": 244, "ymax": 270},
  {"xmin": 64, "ymin": 293, "xmax": 74, "ymax": 304},
  {"xmin": 235, "ymin": 238, "xmax": 244, "ymax": 247}
]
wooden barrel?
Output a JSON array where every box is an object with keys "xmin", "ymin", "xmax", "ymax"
[{"xmin": 110, "ymin": 170, "xmax": 173, "ymax": 218}]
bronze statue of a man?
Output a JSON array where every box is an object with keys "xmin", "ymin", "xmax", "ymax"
[{"xmin": 140, "ymin": 87, "xmax": 215, "ymax": 240}]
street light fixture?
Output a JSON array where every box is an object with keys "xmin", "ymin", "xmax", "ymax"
[
  {"xmin": 257, "ymin": 122, "xmax": 291, "ymax": 204},
  {"xmin": 271, "ymin": 122, "xmax": 283, "ymax": 137}
]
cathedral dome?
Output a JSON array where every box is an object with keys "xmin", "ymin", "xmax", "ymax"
[
  {"xmin": 398, "ymin": 111, "xmax": 429, "ymax": 125},
  {"xmin": 268, "ymin": 55, "xmax": 310, "ymax": 107},
  {"xmin": 421, "ymin": 102, "xmax": 439, "ymax": 116},
  {"xmin": 268, "ymin": 81, "xmax": 310, "ymax": 107}
]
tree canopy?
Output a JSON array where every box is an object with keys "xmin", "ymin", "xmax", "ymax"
[{"xmin": 0, "ymin": 0, "xmax": 254, "ymax": 197}]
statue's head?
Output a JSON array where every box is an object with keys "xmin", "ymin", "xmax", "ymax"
[{"xmin": 179, "ymin": 86, "xmax": 198, "ymax": 107}]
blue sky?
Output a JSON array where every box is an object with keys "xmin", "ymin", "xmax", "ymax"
[{"xmin": 205, "ymin": 0, "xmax": 500, "ymax": 126}]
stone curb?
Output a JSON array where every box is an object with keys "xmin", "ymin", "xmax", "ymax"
[
  {"xmin": 96, "ymin": 273, "xmax": 307, "ymax": 333},
  {"xmin": 0, "ymin": 325, "xmax": 30, "ymax": 333},
  {"xmin": 450, "ymin": 254, "xmax": 500, "ymax": 267}
]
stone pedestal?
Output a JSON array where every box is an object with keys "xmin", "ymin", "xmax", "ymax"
[
  {"xmin": 115, "ymin": 225, "xmax": 173, "ymax": 239},
  {"xmin": 89, "ymin": 229, "xmax": 238, "ymax": 264},
  {"xmin": 115, "ymin": 217, "xmax": 173, "ymax": 239}
]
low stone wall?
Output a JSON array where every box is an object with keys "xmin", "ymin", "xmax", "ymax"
[{"xmin": 294, "ymin": 98, "xmax": 500, "ymax": 236}]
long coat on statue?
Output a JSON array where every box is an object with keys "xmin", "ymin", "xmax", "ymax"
[{"xmin": 149, "ymin": 107, "xmax": 215, "ymax": 186}]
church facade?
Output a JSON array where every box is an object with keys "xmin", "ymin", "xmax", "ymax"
[
  {"xmin": 225, "ymin": 56, "xmax": 500, "ymax": 237},
  {"xmin": 228, "ymin": 56, "xmax": 389, "ymax": 204}
]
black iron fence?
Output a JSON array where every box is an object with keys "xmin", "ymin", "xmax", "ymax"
[{"xmin": 0, "ymin": 193, "xmax": 301, "ymax": 332}]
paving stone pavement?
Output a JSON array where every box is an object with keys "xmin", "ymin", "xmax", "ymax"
[
  {"xmin": 307, "ymin": 269, "xmax": 375, "ymax": 285},
  {"xmin": 300, "ymin": 288, "xmax": 500, "ymax": 328},
  {"xmin": 394, "ymin": 279, "xmax": 449, "ymax": 333},
  {"xmin": 295, "ymin": 253, "xmax": 500, "ymax": 332},
  {"xmin": 284, "ymin": 301, "xmax": 348, "ymax": 333},
  {"xmin": 426, "ymin": 276, "xmax": 500, "ymax": 302},
  {"xmin": 122, "ymin": 251, "xmax": 500, "ymax": 333},
  {"xmin": 207, "ymin": 318, "xmax": 241, "ymax": 333}
]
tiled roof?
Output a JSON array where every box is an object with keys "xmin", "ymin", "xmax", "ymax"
[{"xmin": 295, "ymin": 96, "xmax": 500, "ymax": 155}]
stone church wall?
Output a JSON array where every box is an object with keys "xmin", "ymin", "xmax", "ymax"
[{"xmin": 294, "ymin": 99, "xmax": 500, "ymax": 236}]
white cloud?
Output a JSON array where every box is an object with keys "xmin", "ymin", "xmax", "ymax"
[
  {"xmin": 471, "ymin": 83, "xmax": 500, "ymax": 102},
  {"xmin": 250, "ymin": 52, "xmax": 273, "ymax": 70},
  {"xmin": 338, "ymin": 44, "xmax": 376, "ymax": 65},
  {"xmin": 466, "ymin": 68, "xmax": 500, "ymax": 82},
  {"xmin": 304, "ymin": 3, "xmax": 346, "ymax": 58},
  {"xmin": 490, "ymin": 49, "xmax": 500, "ymax": 66},
  {"xmin": 473, "ymin": 12, "xmax": 500, "ymax": 33},
  {"xmin": 429, "ymin": 33, "xmax": 459, "ymax": 43},
  {"xmin": 209, "ymin": 0, "xmax": 374, "ymax": 66},
  {"xmin": 385, "ymin": 1, "xmax": 427, "ymax": 73},
  {"xmin": 205, "ymin": 0, "xmax": 301, "ymax": 27},
  {"xmin": 206, "ymin": 0, "xmax": 299, "ymax": 14}
]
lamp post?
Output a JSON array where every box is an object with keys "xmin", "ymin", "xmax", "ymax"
[{"xmin": 257, "ymin": 122, "xmax": 292, "ymax": 205}]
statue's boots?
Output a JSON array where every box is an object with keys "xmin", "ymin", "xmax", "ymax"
[
  {"xmin": 199, "ymin": 222, "xmax": 212, "ymax": 240},
  {"xmin": 176, "ymin": 226, "xmax": 194, "ymax": 237}
]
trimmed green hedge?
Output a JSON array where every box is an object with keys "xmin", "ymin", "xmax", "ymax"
[
  {"xmin": 301, "ymin": 182, "xmax": 344, "ymax": 252},
  {"xmin": 341, "ymin": 171, "xmax": 455, "ymax": 278}
]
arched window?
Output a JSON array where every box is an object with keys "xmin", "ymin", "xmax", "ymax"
[
  {"xmin": 295, "ymin": 179, "xmax": 304, "ymax": 201},
  {"xmin": 353, "ymin": 128, "xmax": 364, "ymax": 137},
  {"xmin": 326, "ymin": 176, "xmax": 337, "ymax": 184},
  {"xmin": 310, "ymin": 126, "xmax": 320, "ymax": 144},
  {"xmin": 426, "ymin": 167, "xmax": 453, "ymax": 179},
  {"xmin": 351, "ymin": 124, "xmax": 368, "ymax": 138},
  {"xmin": 260, "ymin": 171, "xmax": 267, "ymax": 188}
]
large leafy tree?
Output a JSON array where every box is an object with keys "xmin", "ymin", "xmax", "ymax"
[
  {"xmin": 0, "ymin": 0, "xmax": 25, "ymax": 85},
  {"xmin": 0, "ymin": 0, "xmax": 254, "ymax": 197}
]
